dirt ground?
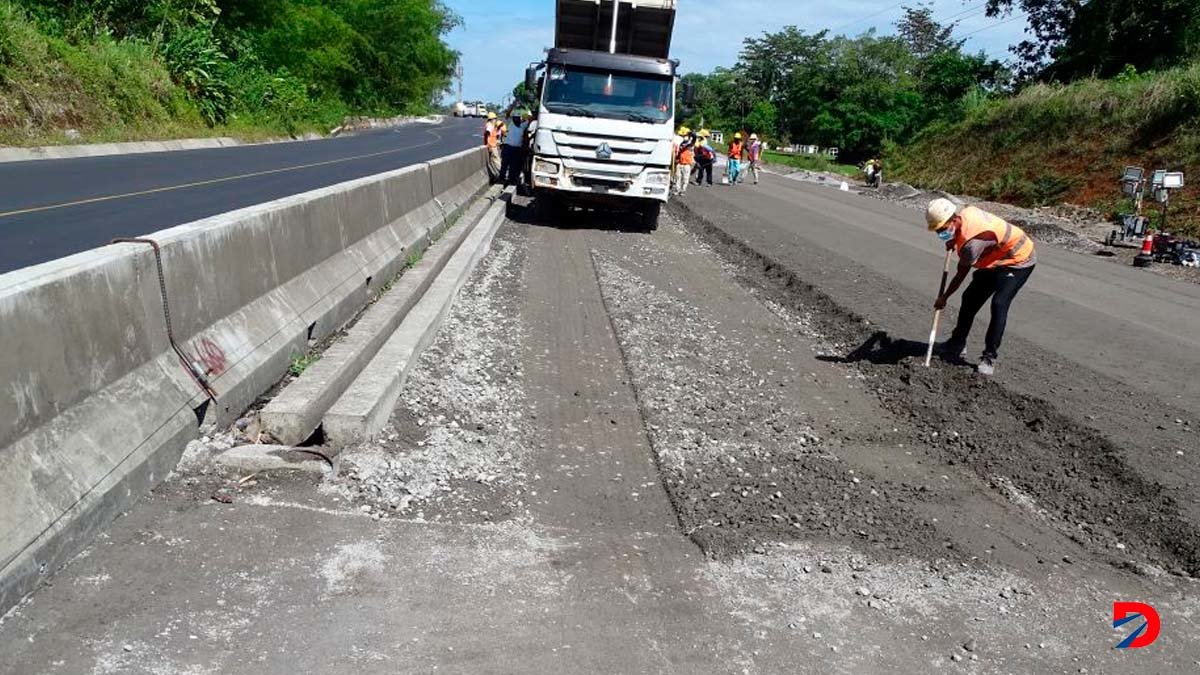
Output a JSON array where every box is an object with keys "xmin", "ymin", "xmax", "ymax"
[{"xmin": 2, "ymin": 180, "xmax": 1199, "ymax": 673}]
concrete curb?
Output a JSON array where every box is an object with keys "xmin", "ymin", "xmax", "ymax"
[
  {"xmin": 322, "ymin": 194, "xmax": 509, "ymax": 446},
  {"xmin": 260, "ymin": 187, "xmax": 501, "ymax": 446}
]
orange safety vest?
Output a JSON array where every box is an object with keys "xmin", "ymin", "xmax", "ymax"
[
  {"xmin": 953, "ymin": 206, "xmax": 1035, "ymax": 269},
  {"xmin": 484, "ymin": 121, "xmax": 500, "ymax": 148},
  {"xmin": 728, "ymin": 141, "xmax": 743, "ymax": 160},
  {"xmin": 678, "ymin": 144, "xmax": 695, "ymax": 165}
]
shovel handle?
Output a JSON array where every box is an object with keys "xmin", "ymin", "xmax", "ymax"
[{"xmin": 924, "ymin": 249, "xmax": 954, "ymax": 367}]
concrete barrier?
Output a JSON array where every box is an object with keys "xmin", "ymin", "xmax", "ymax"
[{"xmin": 0, "ymin": 147, "xmax": 486, "ymax": 613}]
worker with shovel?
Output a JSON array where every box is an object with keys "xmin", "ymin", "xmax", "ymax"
[{"xmin": 926, "ymin": 198, "xmax": 1036, "ymax": 376}]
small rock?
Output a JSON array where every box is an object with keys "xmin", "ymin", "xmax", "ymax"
[
  {"xmin": 855, "ymin": 586, "xmax": 871, "ymax": 597},
  {"xmin": 963, "ymin": 639, "xmax": 976, "ymax": 652},
  {"xmin": 360, "ymin": 504, "xmax": 373, "ymax": 513},
  {"xmin": 802, "ymin": 565, "xmax": 813, "ymax": 574},
  {"xmin": 820, "ymin": 564, "xmax": 833, "ymax": 574},
  {"xmin": 122, "ymin": 644, "xmax": 133, "ymax": 652},
  {"xmin": 951, "ymin": 654, "xmax": 962, "ymax": 662}
]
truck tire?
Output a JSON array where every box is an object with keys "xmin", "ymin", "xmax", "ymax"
[{"xmin": 640, "ymin": 202, "xmax": 661, "ymax": 231}]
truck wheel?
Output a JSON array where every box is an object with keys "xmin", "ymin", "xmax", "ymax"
[{"xmin": 640, "ymin": 202, "xmax": 661, "ymax": 231}]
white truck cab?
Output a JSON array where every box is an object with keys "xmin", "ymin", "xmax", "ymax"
[{"xmin": 526, "ymin": 0, "xmax": 686, "ymax": 229}]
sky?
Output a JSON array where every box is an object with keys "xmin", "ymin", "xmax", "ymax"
[{"xmin": 443, "ymin": 0, "xmax": 1030, "ymax": 106}]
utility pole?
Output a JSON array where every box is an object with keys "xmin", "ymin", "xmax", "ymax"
[{"xmin": 455, "ymin": 63, "xmax": 464, "ymax": 106}]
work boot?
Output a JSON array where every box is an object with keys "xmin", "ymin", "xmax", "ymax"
[
  {"xmin": 934, "ymin": 341, "xmax": 967, "ymax": 363},
  {"xmin": 977, "ymin": 357, "xmax": 995, "ymax": 376}
]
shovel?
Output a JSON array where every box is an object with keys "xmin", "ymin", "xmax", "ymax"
[{"xmin": 923, "ymin": 249, "xmax": 953, "ymax": 367}]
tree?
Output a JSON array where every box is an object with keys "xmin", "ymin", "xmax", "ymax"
[
  {"xmin": 897, "ymin": 4, "xmax": 960, "ymax": 61},
  {"xmin": 986, "ymin": 0, "xmax": 1200, "ymax": 80}
]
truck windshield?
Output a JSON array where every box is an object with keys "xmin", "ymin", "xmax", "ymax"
[{"xmin": 543, "ymin": 65, "xmax": 673, "ymax": 123}]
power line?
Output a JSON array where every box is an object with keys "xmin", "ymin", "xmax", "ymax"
[
  {"xmin": 831, "ymin": 2, "xmax": 909, "ymax": 33},
  {"xmin": 958, "ymin": 14, "xmax": 1026, "ymax": 39},
  {"xmin": 940, "ymin": 2, "xmax": 990, "ymax": 23}
]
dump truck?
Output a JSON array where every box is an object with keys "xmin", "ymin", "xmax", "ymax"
[{"xmin": 525, "ymin": 0, "xmax": 686, "ymax": 229}]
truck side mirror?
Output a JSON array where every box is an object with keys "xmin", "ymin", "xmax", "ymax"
[
  {"xmin": 683, "ymin": 83, "xmax": 696, "ymax": 106},
  {"xmin": 525, "ymin": 67, "xmax": 538, "ymax": 94}
]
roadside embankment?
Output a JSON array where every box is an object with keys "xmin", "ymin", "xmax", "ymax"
[
  {"xmin": 0, "ymin": 146, "xmax": 487, "ymax": 614},
  {"xmin": 888, "ymin": 65, "xmax": 1200, "ymax": 238}
]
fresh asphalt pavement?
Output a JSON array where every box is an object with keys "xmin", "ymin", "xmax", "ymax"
[{"xmin": 0, "ymin": 116, "xmax": 481, "ymax": 273}]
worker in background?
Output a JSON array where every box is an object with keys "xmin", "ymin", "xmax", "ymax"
[
  {"xmin": 927, "ymin": 198, "xmax": 1037, "ymax": 376},
  {"xmin": 483, "ymin": 112, "xmax": 502, "ymax": 183},
  {"xmin": 726, "ymin": 132, "xmax": 744, "ymax": 186},
  {"xmin": 694, "ymin": 129, "xmax": 715, "ymax": 187},
  {"xmin": 673, "ymin": 126, "xmax": 695, "ymax": 196},
  {"xmin": 746, "ymin": 133, "xmax": 763, "ymax": 185},
  {"xmin": 501, "ymin": 109, "xmax": 529, "ymax": 189},
  {"xmin": 865, "ymin": 158, "xmax": 883, "ymax": 188}
]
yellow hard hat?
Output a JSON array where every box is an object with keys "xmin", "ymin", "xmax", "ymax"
[
  {"xmin": 734, "ymin": 132, "xmax": 743, "ymax": 140},
  {"xmin": 699, "ymin": 129, "xmax": 710, "ymax": 138},
  {"xmin": 678, "ymin": 126, "xmax": 691, "ymax": 135},
  {"xmin": 486, "ymin": 112, "xmax": 496, "ymax": 120},
  {"xmin": 926, "ymin": 198, "xmax": 958, "ymax": 231}
]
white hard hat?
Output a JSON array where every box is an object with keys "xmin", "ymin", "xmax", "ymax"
[
  {"xmin": 926, "ymin": 198, "xmax": 958, "ymax": 231},
  {"xmin": 749, "ymin": 134, "xmax": 758, "ymax": 140}
]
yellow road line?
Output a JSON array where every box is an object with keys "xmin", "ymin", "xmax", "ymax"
[{"xmin": 0, "ymin": 127, "xmax": 451, "ymax": 220}]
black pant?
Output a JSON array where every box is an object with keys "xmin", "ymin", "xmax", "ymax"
[
  {"xmin": 948, "ymin": 265, "xmax": 1034, "ymax": 361},
  {"xmin": 695, "ymin": 162, "xmax": 713, "ymax": 185},
  {"xmin": 500, "ymin": 145, "xmax": 525, "ymax": 186}
]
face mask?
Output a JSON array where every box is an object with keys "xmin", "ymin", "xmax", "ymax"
[{"xmin": 936, "ymin": 228, "xmax": 954, "ymax": 242}]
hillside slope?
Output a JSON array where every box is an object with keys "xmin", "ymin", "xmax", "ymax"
[
  {"xmin": 0, "ymin": 0, "xmax": 456, "ymax": 146},
  {"xmin": 889, "ymin": 65, "xmax": 1200, "ymax": 237}
]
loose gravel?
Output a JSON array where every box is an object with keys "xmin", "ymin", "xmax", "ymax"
[{"xmin": 323, "ymin": 226, "xmax": 531, "ymax": 523}]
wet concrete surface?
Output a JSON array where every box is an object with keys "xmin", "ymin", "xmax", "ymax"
[{"xmin": 2, "ymin": 185, "xmax": 1199, "ymax": 673}]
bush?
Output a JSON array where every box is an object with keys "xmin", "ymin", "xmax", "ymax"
[{"xmin": 162, "ymin": 26, "xmax": 231, "ymax": 125}]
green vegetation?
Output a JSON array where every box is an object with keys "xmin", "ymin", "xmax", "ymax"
[
  {"xmin": 761, "ymin": 151, "xmax": 860, "ymax": 178},
  {"xmin": 0, "ymin": 0, "xmax": 459, "ymax": 145},
  {"xmin": 682, "ymin": 3, "xmax": 1200, "ymax": 233},
  {"xmin": 679, "ymin": 7, "xmax": 1004, "ymax": 162},
  {"xmin": 984, "ymin": 0, "xmax": 1200, "ymax": 81},
  {"xmin": 289, "ymin": 351, "xmax": 320, "ymax": 377},
  {"xmin": 890, "ymin": 64, "xmax": 1200, "ymax": 235}
]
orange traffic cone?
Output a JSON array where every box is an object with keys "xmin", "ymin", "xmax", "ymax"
[{"xmin": 1133, "ymin": 232, "xmax": 1154, "ymax": 267}]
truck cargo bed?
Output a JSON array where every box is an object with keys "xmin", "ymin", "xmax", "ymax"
[{"xmin": 555, "ymin": 0, "xmax": 676, "ymax": 59}]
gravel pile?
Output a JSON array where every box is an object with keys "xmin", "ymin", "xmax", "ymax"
[{"xmin": 324, "ymin": 230, "xmax": 531, "ymax": 522}]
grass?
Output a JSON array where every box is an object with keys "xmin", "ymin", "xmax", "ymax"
[
  {"xmin": 889, "ymin": 63, "xmax": 1200, "ymax": 236},
  {"xmin": 762, "ymin": 150, "xmax": 861, "ymax": 178},
  {"xmin": 288, "ymin": 352, "xmax": 320, "ymax": 377}
]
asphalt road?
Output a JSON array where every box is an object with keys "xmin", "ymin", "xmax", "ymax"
[
  {"xmin": 0, "ymin": 116, "xmax": 481, "ymax": 274},
  {"xmin": 682, "ymin": 176, "xmax": 1200, "ymax": 418}
]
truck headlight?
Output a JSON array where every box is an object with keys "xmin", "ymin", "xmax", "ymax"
[
  {"xmin": 645, "ymin": 171, "xmax": 671, "ymax": 185},
  {"xmin": 534, "ymin": 159, "xmax": 561, "ymax": 174}
]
